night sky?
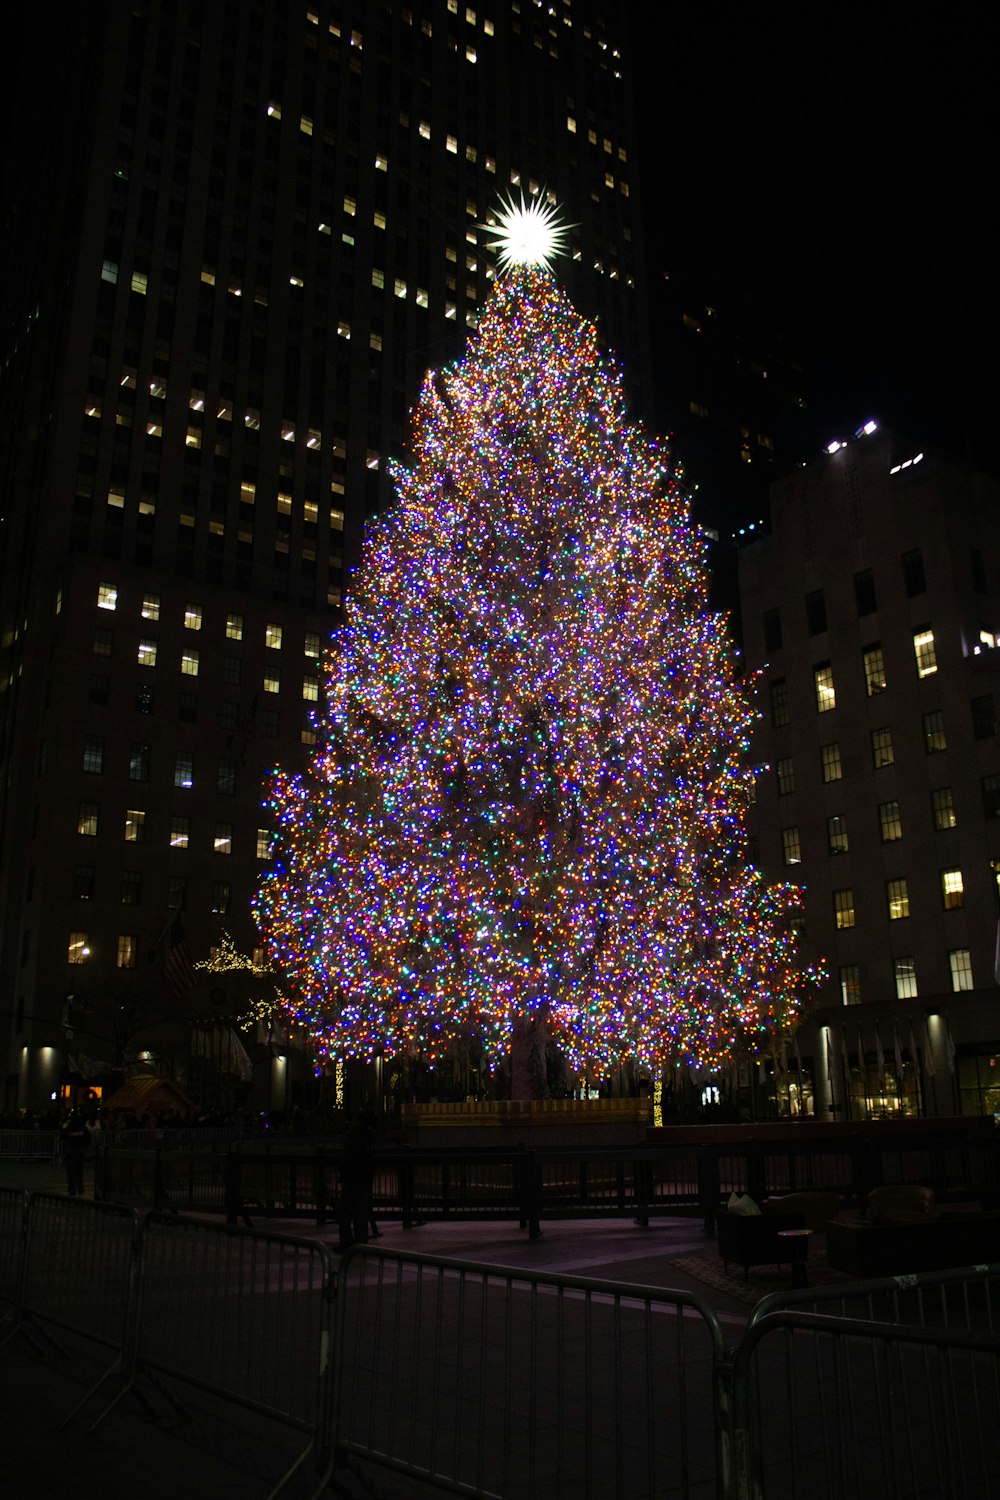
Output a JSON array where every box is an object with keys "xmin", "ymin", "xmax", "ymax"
[{"xmin": 628, "ymin": 5, "xmax": 997, "ymax": 479}]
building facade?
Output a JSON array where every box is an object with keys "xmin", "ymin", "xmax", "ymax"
[
  {"xmin": 0, "ymin": 0, "xmax": 651, "ymax": 1111},
  {"xmin": 740, "ymin": 425, "xmax": 1000, "ymax": 1119}
]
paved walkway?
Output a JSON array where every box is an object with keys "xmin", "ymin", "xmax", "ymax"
[{"xmin": 0, "ymin": 1159, "xmax": 766, "ymax": 1498}]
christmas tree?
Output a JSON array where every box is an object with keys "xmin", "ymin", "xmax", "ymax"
[{"xmin": 255, "ymin": 199, "xmax": 819, "ymax": 1095}]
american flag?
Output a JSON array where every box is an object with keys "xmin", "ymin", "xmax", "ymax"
[{"xmin": 163, "ymin": 913, "xmax": 196, "ymax": 1002}]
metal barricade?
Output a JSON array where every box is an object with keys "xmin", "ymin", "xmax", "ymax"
[
  {"xmin": 332, "ymin": 1243, "xmax": 726, "ymax": 1500},
  {"xmin": 0, "ymin": 1129, "xmax": 59, "ymax": 1160},
  {"xmin": 10, "ymin": 1193, "xmax": 138, "ymax": 1352},
  {"xmin": 119, "ymin": 1214, "xmax": 336, "ymax": 1495},
  {"xmin": 0, "ymin": 1188, "xmax": 26, "ymax": 1309},
  {"xmin": 729, "ymin": 1310, "xmax": 1000, "ymax": 1500},
  {"xmin": 750, "ymin": 1262, "xmax": 1000, "ymax": 1335}
]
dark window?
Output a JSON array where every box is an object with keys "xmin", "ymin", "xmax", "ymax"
[
  {"xmin": 972, "ymin": 694, "xmax": 997, "ymax": 740},
  {"xmin": 82, "ymin": 736, "xmax": 104, "ymax": 773},
  {"xmin": 769, "ymin": 677, "xmax": 789, "ymax": 728},
  {"xmin": 222, "ymin": 655, "xmax": 242, "ymax": 686},
  {"xmin": 853, "ymin": 568, "xmax": 877, "ymax": 616},
  {"xmin": 89, "ymin": 673, "xmax": 110, "ymax": 706},
  {"xmin": 72, "ymin": 865, "xmax": 95, "ymax": 900},
  {"xmin": 983, "ymin": 775, "xmax": 1000, "ymax": 819},
  {"xmin": 923, "ymin": 711, "xmax": 946, "ymax": 753},
  {"xmin": 763, "ymin": 607, "xmax": 782, "ymax": 652},
  {"xmin": 135, "ymin": 681, "xmax": 155, "ymax": 714},
  {"xmin": 93, "ymin": 626, "xmax": 113, "ymax": 656},
  {"xmin": 902, "ymin": 548, "xmax": 926, "ymax": 597},
  {"xmin": 211, "ymin": 880, "xmax": 231, "ymax": 915},
  {"xmin": 805, "ymin": 589, "xmax": 827, "ymax": 635},
  {"xmin": 931, "ymin": 787, "xmax": 956, "ymax": 830},
  {"xmin": 167, "ymin": 876, "xmax": 187, "ymax": 909},
  {"xmin": 179, "ymin": 690, "xmax": 198, "ymax": 723},
  {"xmin": 217, "ymin": 758, "xmax": 236, "ymax": 795},
  {"xmin": 129, "ymin": 743, "xmax": 150, "ymax": 781},
  {"xmin": 121, "ymin": 869, "xmax": 143, "ymax": 905}
]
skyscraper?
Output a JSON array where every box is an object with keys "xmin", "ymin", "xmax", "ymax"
[
  {"xmin": 0, "ymin": 0, "xmax": 651, "ymax": 1110},
  {"xmin": 740, "ymin": 426, "xmax": 1000, "ymax": 1119}
]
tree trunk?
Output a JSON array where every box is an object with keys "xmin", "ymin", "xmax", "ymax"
[{"xmin": 510, "ymin": 1010, "xmax": 550, "ymax": 1100}]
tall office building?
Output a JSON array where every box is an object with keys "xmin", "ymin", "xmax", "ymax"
[
  {"xmin": 0, "ymin": 0, "xmax": 651, "ymax": 1110},
  {"xmin": 740, "ymin": 426, "xmax": 1000, "ymax": 1120}
]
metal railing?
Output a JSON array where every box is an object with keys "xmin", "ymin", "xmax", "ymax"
[
  {"xmin": 749, "ymin": 1262, "xmax": 1000, "ymax": 1334},
  {"xmin": 93, "ymin": 1127, "xmax": 998, "ymax": 1234},
  {"xmin": 332, "ymin": 1242, "xmax": 726, "ymax": 1500},
  {"xmin": 6, "ymin": 1186, "xmax": 1000, "ymax": 1499},
  {"xmin": 0, "ymin": 1129, "xmax": 59, "ymax": 1160},
  {"xmin": 729, "ymin": 1309, "xmax": 1000, "ymax": 1500}
]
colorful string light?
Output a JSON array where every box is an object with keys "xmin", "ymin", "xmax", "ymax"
[{"xmin": 254, "ymin": 265, "xmax": 822, "ymax": 1081}]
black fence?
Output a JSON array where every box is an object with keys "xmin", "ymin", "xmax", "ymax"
[{"xmin": 93, "ymin": 1124, "xmax": 1000, "ymax": 1232}]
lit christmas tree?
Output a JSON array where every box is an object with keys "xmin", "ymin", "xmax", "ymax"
[{"xmin": 255, "ymin": 199, "xmax": 820, "ymax": 1096}]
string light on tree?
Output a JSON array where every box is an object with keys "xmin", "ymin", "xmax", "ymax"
[{"xmin": 254, "ymin": 199, "xmax": 822, "ymax": 1095}]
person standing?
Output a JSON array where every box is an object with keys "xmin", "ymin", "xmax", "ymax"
[{"xmin": 60, "ymin": 1106, "xmax": 88, "ymax": 1196}]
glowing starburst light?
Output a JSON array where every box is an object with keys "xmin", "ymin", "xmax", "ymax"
[{"xmin": 484, "ymin": 192, "xmax": 572, "ymax": 270}]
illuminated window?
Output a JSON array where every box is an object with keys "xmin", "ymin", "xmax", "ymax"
[
  {"xmin": 263, "ymin": 670, "xmax": 281, "ymax": 694},
  {"xmin": 266, "ymin": 623, "xmax": 283, "ymax": 650},
  {"xmin": 840, "ymin": 966, "xmax": 861, "ymax": 1005},
  {"xmin": 77, "ymin": 803, "xmax": 99, "ymax": 837},
  {"xmin": 303, "ymin": 677, "xmax": 319, "ymax": 701},
  {"xmin": 886, "ymin": 878, "xmax": 910, "ymax": 920},
  {"xmin": 871, "ymin": 727, "xmax": 894, "ymax": 767},
  {"xmin": 214, "ymin": 823, "xmax": 233, "ymax": 855},
  {"xmin": 776, "ymin": 757, "xmax": 795, "ymax": 796},
  {"xmin": 863, "ymin": 644, "xmax": 886, "ymax": 696},
  {"xmin": 142, "ymin": 594, "xmax": 160, "ymax": 621},
  {"xmin": 913, "ymin": 627, "xmax": 937, "ymax": 677},
  {"xmin": 813, "ymin": 662, "xmax": 836, "ymax": 713},
  {"xmin": 821, "ymin": 743, "xmax": 842, "ymax": 782},
  {"xmin": 226, "ymin": 613, "xmax": 243, "ymax": 641},
  {"xmin": 181, "ymin": 650, "xmax": 199, "ymax": 677},
  {"xmin": 833, "ymin": 889, "xmax": 855, "ymax": 930},
  {"xmin": 97, "ymin": 582, "xmax": 118, "ymax": 611},
  {"xmin": 932, "ymin": 787, "xmax": 956, "ymax": 830},
  {"xmin": 138, "ymin": 639, "xmax": 157, "ymax": 668},
  {"xmin": 124, "ymin": 808, "xmax": 145, "ymax": 842},
  {"xmin": 174, "ymin": 753, "xmax": 194, "ymax": 789},
  {"xmin": 878, "ymin": 801, "xmax": 902, "ymax": 842},
  {"xmin": 170, "ymin": 817, "xmax": 190, "ymax": 849},
  {"xmin": 304, "ymin": 632, "xmax": 321, "ymax": 659},
  {"xmin": 894, "ymin": 957, "xmax": 917, "ymax": 999},
  {"xmin": 923, "ymin": 710, "xmax": 946, "ymax": 753},
  {"xmin": 827, "ymin": 815, "xmax": 848, "ymax": 855},
  {"xmin": 116, "ymin": 935, "xmax": 136, "ymax": 970},
  {"xmin": 949, "ymin": 948, "xmax": 973, "ymax": 991},
  {"xmin": 256, "ymin": 828, "xmax": 273, "ymax": 859},
  {"xmin": 941, "ymin": 869, "xmax": 964, "ymax": 909},
  {"xmin": 769, "ymin": 678, "xmax": 788, "ymax": 728},
  {"xmin": 184, "ymin": 605, "xmax": 202, "ymax": 631},
  {"xmin": 781, "ymin": 827, "xmax": 801, "ymax": 866},
  {"xmin": 68, "ymin": 932, "xmax": 90, "ymax": 965}
]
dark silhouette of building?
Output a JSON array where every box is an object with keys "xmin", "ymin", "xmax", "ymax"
[{"xmin": 0, "ymin": 0, "xmax": 652, "ymax": 1110}]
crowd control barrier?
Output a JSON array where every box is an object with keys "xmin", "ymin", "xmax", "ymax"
[
  {"xmin": 331, "ymin": 1242, "xmax": 726, "ymax": 1499},
  {"xmin": 749, "ymin": 1261, "xmax": 1000, "ymax": 1335},
  {"xmin": 730, "ymin": 1310, "xmax": 1000, "ymax": 1500},
  {"xmin": 5, "ymin": 1187, "xmax": 1000, "ymax": 1499}
]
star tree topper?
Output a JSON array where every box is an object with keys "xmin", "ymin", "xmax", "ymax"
[{"xmin": 482, "ymin": 190, "xmax": 574, "ymax": 271}]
